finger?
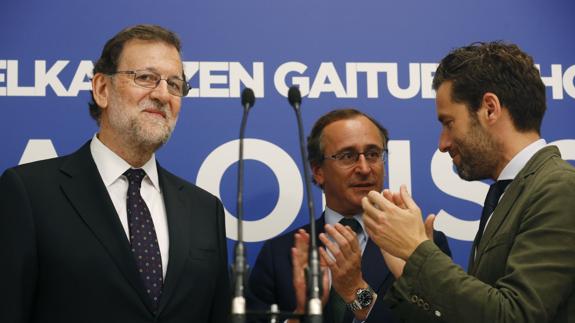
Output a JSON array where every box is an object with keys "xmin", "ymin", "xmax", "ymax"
[
  {"xmin": 293, "ymin": 233, "xmax": 308, "ymax": 256},
  {"xmin": 291, "ymin": 247, "xmax": 305, "ymax": 277},
  {"xmin": 424, "ymin": 214, "xmax": 436, "ymax": 241},
  {"xmin": 362, "ymin": 195, "xmax": 385, "ymax": 220},
  {"xmin": 324, "ymin": 225, "xmax": 360, "ymax": 270},
  {"xmin": 399, "ymin": 184, "xmax": 419, "ymax": 211},
  {"xmin": 321, "ymin": 267, "xmax": 330, "ymax": 303},
  {"xmin": 392, "ymin": 191, "xmax": 407, "ymax": 209},
  {"xmin": 362, "ymin": 214, "xmax": 377, "ymax": 237},
  {"xmin": 383, "ymin": 189, "xmax": 405, "ymax": 208},
  {"xmin": 330, "ymin": 223, "xmax": 359, "ymax": 254},
  {"xmin": 319, "ymin": 250, "xmax": 329, "ymax": 268},
  {"xmin": 321, "ymin": 239, "xmax": 347, "ymax": 269},
  {"xmin": 319, "ymin": 232, "xmax": 340, "ymax": 261},
  {"xmin": 323, "ymin": 224, "xmax": 347, "ymax": 251},
  {"xmin": 382, "ymin": 189, "xmax": 394, "ymax": 202},
  {"xmin": 300, "ymin": 229, "xmax": 310, "ymax": 241},
  {"xmin": 319, "ymin": 246, "xmax": 337, "ymax": 271},
  {"xmin": 366, "ymin": 190, "xmax": 397, "ymax": 212}
]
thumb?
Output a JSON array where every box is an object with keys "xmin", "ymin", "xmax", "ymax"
[{"xmin": 424, "ymin": 214, "xmax": 436, "ymax": 241}]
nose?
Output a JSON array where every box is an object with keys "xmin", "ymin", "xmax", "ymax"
[
  {"xmin": 354, "ymin": 154, "xmax": 372, "ymax": 174},
  {"xmin": 438, "ymin": 129, "xmax": 451, "ymax": 153},
  {"xmin": 149, "ymin": 79, "xmax": 172, "ymax": 103}
]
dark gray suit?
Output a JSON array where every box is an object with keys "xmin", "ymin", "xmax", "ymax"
[{"xmin": 0, "ymin": 142, "xmax": 230, "ymax": 323}]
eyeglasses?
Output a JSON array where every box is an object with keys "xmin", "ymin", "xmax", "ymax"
[
  {"xmin": 109, "ymin": 70, "xmax": 190, "ymax": 97},
  {"xmin": 323, "ymin": 148, "xmax": 388, "ymax": 167}
]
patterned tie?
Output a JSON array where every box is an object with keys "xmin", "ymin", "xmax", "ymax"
[
  {"xmin": 124, "ymin": 169, "xmax": 163, "ymax": 310},
  {"xmin": 326, "ymin": 217, "xmax": 363, "ymax": 323},
  {"xmin": 474, "ymin": 180, "xmax": 512, "ymax": 246}
]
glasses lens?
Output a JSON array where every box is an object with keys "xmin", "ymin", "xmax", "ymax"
[
  {"xmin": 336, "ymin": 152, "xmax": 358, "ymax": 166},
  {"xmin": 335, "ymin": 149, "xmax": 386, "ymax": 167},
  {"xmin": 132, "ymin": 71, "xmax": 188, "ymax": 97},
  {"xmin": 134, "ymin": 72, "xmax": 160, "ymax": 88}
]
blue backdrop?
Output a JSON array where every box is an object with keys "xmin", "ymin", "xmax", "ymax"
[{"xmin": 1, "ymin": 0, "xmax": 574, "ymax": 270}]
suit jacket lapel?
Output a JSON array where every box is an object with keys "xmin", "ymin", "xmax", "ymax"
[
  {"xmin": 58, "ymin": 142, "xmax": 154, "ymax": 311},
  {"xmin": 470, "ymin": 146, "xmax": 558, "ymax": 274},
  {"xmin": 470, "ymin": 179, "xmax": 524, "ymax": 273},
  {"xmin": 156, "ymin": 166, "xmax": 190, "ymax": 313}
]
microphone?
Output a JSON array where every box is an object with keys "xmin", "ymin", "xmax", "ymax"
[
  {"xmin": 242, "ymin": 87, "xmax": 256, "ymax": 110},
  {"xmin": 288, "ymin": 86, "xmax": 302, "ymax": 110},
  {"xmin": 231, "ymin": 87, "xmax": 255, "ymax": 323},
  {"xmin": 287, "ymin": 86, "xmax": 322, "ymax": 323}
]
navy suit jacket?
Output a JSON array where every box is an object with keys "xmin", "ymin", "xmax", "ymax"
[
  {"xmin": 0, "ymin": 142, "xmax": 230, "ymax": 323},
  {"xmin": 247, "ymin": 216, "xmax": 451, "ymax": 323}
]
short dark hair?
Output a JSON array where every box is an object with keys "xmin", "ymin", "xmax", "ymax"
[
  {"xmin": 432, "ymin": 41, "xmax": 546, "ymax": 134},
  {"xmin": 88, "ymin": 24, "xmax": 183, "ymax": 124},
  {"xmin": 307, "ymin": 108, "xmax": 389, "ymax": 168}
]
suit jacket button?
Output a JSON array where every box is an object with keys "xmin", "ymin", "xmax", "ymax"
[
  {"xmin": 417, "ymin": 299, "xmax": 425, "ymax": 307},
  {"xmin": 410, "ymin": 295, "xmax": 419, "ymax": 303},
  {"xmin": 434, "ymin": 310, "xmax": 442, "ymax": 317},
  {"xmin": 423, "ymin": 302, "xmax": 430, "ymax": 310}
]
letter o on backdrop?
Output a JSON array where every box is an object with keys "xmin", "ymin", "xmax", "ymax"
[{"xmin": 196, "ymin": 139, "xmax": 303, "ymax": 242}]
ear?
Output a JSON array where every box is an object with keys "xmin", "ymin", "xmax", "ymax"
[
  {"xmin": 311, "ymin": 163, "xmax": 325, "ymax": 187},
  {"xmin": 480, "ymin": 92, "xmax": 502, "ymax": 125},
  {"xmin": 92, "ymin": 73, "xmax": 110, "ymax": 110}
]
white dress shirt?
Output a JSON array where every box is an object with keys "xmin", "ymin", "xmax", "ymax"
[{"xmin": 90, "ymin": 134, "xmax": 169, "ymax": 278}]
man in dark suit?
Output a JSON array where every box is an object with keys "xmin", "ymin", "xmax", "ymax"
[
  {"xmin": 363, "ymin": 42, "xmax": 575, "ymax": 322},
  {"xmin": 0, "ymin": 25, "xmax": 230, "ymax": 323},
  {"xmin": 247, "ymin": 109, "xmax": 451, "ymax": 322}
]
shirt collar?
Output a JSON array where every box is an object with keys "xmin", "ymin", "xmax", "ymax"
[
  {"xmin": 89, "ymin": 133, "xmax": 161, "ymax": 192},
  {"xmin": 498, "ymin": 138, "xmax": 547, "ymax": 181}
]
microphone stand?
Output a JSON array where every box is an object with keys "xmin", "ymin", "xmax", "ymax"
[
  {"xmin": 231, "ymin": 88, "xmax": 255, "ymax": 323},
  {"xmin": 287, "ymin": 86, "xmax": 322, "ymax": 323},
  {"xmin": 231, "ymin": 88, "xmax": 319, "ymax": 323}
]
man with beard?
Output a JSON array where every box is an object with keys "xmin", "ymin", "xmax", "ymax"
[
  {"xmin": 247, "ymin": 109, "xmax": 451, "ymax": 323},
  {"xmin": 0, "ymin": 25, "xmax": 230, "ymax": 323},
  {"xmin": 362, "ymin": 42, "xmax": 575, "ymax": 322}
]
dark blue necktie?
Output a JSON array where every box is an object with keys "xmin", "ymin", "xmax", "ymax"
[
  {"xmin": 474, "ymin": 180, "xmax": 512, "ymax": 246},
  {"xmin": 124, "ymin": 169, "xmax": 163, "ymax": 310},
  {"xmin": 339, "ymin": 217, "xmax": 362, "ymax": 235}
]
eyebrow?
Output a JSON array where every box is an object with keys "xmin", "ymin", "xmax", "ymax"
[
  {"xmin": 135, "ymin": 67, "xmax": 184, "ymax": 79},
  {"xmin": 334, "ymin": 144, "xmax": 383, "ymax": 154}
]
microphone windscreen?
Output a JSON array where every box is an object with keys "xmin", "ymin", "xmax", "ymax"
[
  {"xmin": 241, "ymin": 88, "xmax": 256, "ymax": 108},
  {"xmin": 287, "ymin": 86, "xmax": 302, "ymax": 107}
]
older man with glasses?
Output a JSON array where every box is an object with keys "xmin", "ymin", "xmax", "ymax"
[
  {"xmin": 0, "ymin": 24, "xmax": 229, "ymax": 323},
  {"xmin": 247, "ymin": 109, "xmax": 451, "ymax": 323}
]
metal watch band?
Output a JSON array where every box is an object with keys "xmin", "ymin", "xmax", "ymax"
[{"xmin": 345, "ymin": 286, "xmax": 375, "ymax": 312}]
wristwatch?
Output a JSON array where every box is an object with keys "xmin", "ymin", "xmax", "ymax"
[{"xmin": 346, "ymin": 286, "xmax": 376, "ymax": 312}]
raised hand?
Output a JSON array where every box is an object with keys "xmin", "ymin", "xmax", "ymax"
[
  {"xmin": 290, "ymin": 229, "xmax": 330, "ymax": 321},
  {"xmin": 362, "ymin": 185, "xmax": 430, "ymax": 260}
]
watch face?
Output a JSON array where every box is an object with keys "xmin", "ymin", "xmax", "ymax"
[{"xmin": 357, "ymin": 289, "xmax": 373, "ymax": 307}]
